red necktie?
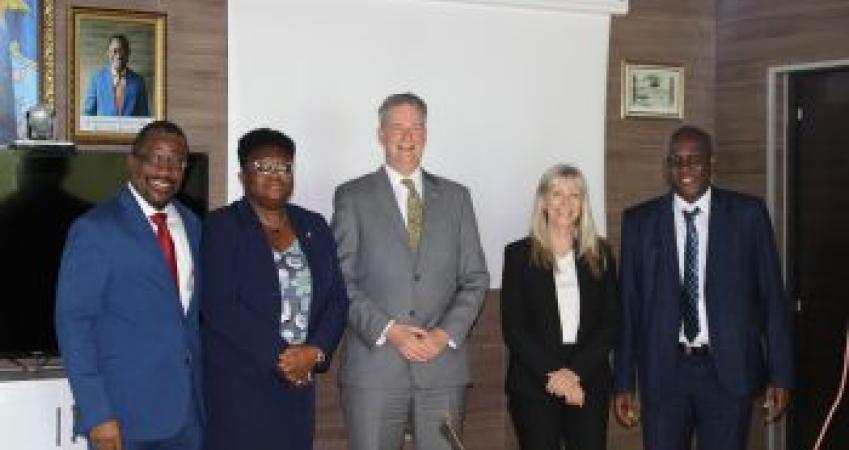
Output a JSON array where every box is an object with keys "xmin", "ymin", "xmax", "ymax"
[{"xmin": 150, "ymin": 213, "xmax": 179, "ymax": 291}]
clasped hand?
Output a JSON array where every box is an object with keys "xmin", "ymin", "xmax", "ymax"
[
  {"xmin": 387, "ymin": 323, "xmax": 449, "ymax": 362},
  {"xmin": 277, "ymin": 344, "xmax": 321, "ymax": 387},
  {"xmin": 546, "ymin": 368, "xmax": 585, "ymax": 407}
]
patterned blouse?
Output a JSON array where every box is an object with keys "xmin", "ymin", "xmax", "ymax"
[{"xmin": 272, "ymin": 240, "xmax": 312, "ymax": 345}]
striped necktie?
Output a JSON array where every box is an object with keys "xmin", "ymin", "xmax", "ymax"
[{"xmin": 681, "ymin": 207, "xmax": 701, "ymax": 342}]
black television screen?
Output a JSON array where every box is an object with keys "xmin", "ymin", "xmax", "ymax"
[{"xmin": 0, "ymin": 148, "xmax": 208, "ymax": 357}]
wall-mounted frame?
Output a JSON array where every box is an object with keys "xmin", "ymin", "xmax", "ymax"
[
  {"xmin": 69, "ymin": 7, "xmax": 165, "ymax": 144},
  {"xmin": 622, "ymin": 62, "xmax": 684, "ymax": 119},
  {"xmin": 0, "ymin": 0, "xmax": 55, "ymax": 143}
]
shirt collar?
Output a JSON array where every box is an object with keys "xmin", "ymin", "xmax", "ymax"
[
  {"xmin": 127, "ymin": 182, "xmax": 176, "ymax": 220},
  {"xmin": 674, "ymin": 186, "xmax": 712, "ymax": 216},
  {"xmin": 384, "ymin": 164, "xmax": 422, "ymax": 191}
]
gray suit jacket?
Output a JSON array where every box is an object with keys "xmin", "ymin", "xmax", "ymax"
[{"xmin": 332, "ymin": 167, "xmax": 489, "ymax": 389}]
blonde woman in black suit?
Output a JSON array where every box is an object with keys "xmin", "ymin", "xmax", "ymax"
[{"xmin": 501, "ymin": 164, "xmax": 619, "ymax": 450}]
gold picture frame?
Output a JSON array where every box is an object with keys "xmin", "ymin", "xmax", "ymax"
[
  {"xmin": 622, "ymin": 62, "xmax": 684, "ymax": 119},
  {"xmin": 68, "ymin": 7, "xmax": 166, "ymax": 144},
  {"xmin": 0, "ymin": 0, "xmax": 54, "ymax": 142}
]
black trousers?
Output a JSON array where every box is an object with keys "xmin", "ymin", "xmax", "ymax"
[{"xmin": 508, "ymin": 380, "xmax": 610, "ymax": 450}]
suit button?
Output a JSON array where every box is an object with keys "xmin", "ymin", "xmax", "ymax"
[
  {"xmin": 185, "ymin": 353, "xmax": 192, "ymax": 365},
  {"xmin": 414, "ymin": 274, "xmax": 421, "ymax": 282}
]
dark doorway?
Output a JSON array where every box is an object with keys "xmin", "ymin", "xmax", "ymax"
[{"xmin": 786, "ymin": 68, "xmax": 849, "ymax": 450}]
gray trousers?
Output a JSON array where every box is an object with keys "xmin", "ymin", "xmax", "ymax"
[{"xmin": 341, "ymin": 386, "xmax": 467, "ymax": 450}]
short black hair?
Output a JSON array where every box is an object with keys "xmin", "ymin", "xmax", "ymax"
[
  {"xmin": 108, "ymin": 34, "xmax": 130, "ymax": 52},
  {"xmin": 668, "ymin": 125, "xmax": 713, "ymax": 156},
  {"xmin": 237, "ymin": 128, "xmax": 296, "ymax": 168},
  {"xmin": 378, "ymin": 92, "xmax": 427, "ymax": 126},
  {"xmin": 132, "ymin": 120, "xmax": 187, "ymax": 155}
]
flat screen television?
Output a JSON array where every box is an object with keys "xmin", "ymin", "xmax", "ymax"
[{"xmin": 0, "ymin": 147, "xmax": 208, "ymax": 358}]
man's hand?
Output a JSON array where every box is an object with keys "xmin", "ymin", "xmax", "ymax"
[
  {"xmin": 386, "ymin": 323, "xmax": 431, "ymax": 362},
  {"xmin": 763, "ymin": 385, "xmax": 791, "ymax": 423},
  {"xmin": 546, "ymin": 368, "xmax": 584, "ymax": 406},
  {"xmin": 277, "ymin": 345, "xmax": 322, "ymax": 386},
  {"xmin": 614, "ymin": 392, "xmax": 640, "ymax": 428},
  {"xmin": 420, "ymin": 328, "xmax": 450, "ymax": 359},
  {"xmin": 89, "ymin": 419, "xmax": 122, "ymax": 450}
]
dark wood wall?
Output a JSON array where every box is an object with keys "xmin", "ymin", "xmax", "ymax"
[
  {"xmin": 716, "ymin": 0, "xmax": 849, "ymax": 197},
  {"xmin": 51, "ymin": 0, "xmax": 228, "ymax": 207}
]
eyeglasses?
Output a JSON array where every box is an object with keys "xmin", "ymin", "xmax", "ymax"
[
  {"xmin": 666, "ymin": 155, "xmax": 709, "ymax": 168},
  {"xmin": 251, "ymin": 160, "xmax": 294, "ymax": 177},
  {"xmin": 133, "ymin": 153, "xmax": 187, "ymax": 171}
]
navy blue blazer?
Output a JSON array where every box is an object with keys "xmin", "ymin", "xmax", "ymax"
[
  {"xmin": 613, "ymin": 187, "xmax": 794, "ymax": 402},
  {"xmin": 201, "ymin": 199, "xmax": 348, "ymax": 450},
  {"xmin": 83, "ymin": 66, "xmax": 149, "ymax": 117},
  {"xmin": 56, "ymin": 186, "xmax": 203, "ymax": 440}
]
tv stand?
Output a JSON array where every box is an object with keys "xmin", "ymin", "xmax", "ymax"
[
  {"xmin": 0, "ymin": 367, "xmax": 87, "ymax": 449},
  {"xmin": 0, "ymin": 354, "xmax": 63, "ymax": 373}
]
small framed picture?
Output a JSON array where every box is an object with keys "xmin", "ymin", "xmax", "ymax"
[
  {"xmin": 621, "ymin": 63, "xmax": 684, "ymax": 119},
  {"xmin": 68, "ymin": 7, "xmax": 166, "ymax": 143}
]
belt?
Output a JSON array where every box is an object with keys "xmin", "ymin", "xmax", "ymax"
[{"xmin": 678, "ymin": 343, "xmax": 710, "ymax": 356}]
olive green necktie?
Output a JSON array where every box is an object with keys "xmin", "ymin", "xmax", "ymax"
[{"xmin": 401, "ymin": 178, "xmax": 422, "ymax": 250}]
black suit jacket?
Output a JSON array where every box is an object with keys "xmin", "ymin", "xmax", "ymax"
[{"xmin": 501, "ymin": 237, "xmax": 619, "ymax": 396}]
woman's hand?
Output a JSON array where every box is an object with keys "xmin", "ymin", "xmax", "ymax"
[
  {"xmin": 277, "ymin": 345, "xmax": 322, "ymax": 387},
  {"xmin": 546, "ymin": 368, "xmax": 585, "ymax": 406}
]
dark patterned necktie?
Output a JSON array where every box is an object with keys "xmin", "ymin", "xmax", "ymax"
[
  {"xmin": 401, "ymin": 178, "xmax": 422, "ymax": 250},
  {"xmin": 681, "ymin": 207, "xmax": 701, "ymax": 342}
]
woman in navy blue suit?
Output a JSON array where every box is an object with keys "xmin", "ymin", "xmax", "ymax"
[
  {"xmin": 201, "ymin": 128, "xmax": 349, "ymax": 450},
  {"xmin": 501, "ymin": 164, "xmax": 618, "ymax": 450}
]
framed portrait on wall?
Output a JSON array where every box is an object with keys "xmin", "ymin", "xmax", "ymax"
[
  {"xmin": 622, "ymin": 62, "xmax": 684, "ymax": 119},
  {"xmin": 68, "ymin": 7, "xmax": 165, "ymax": 143},
  {"xmin": 0, "ymin": 0, "xmax": 55, "ymax": 143}
]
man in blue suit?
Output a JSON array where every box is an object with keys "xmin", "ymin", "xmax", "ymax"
[
  {"xmin": 83, "ymin": 34, "xmax": 149, "ymax": 117},
  {"xmin": 56, "ymin": 121, "xmax": 203, "ymax": 450},
  {"xmin": 613, "ymin": 125, "xmax": 793, "ymax": 450}
]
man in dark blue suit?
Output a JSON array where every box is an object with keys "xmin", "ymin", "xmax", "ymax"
[
  {"xmin": 83, "ymin": 34, "xmax": 150, "ymax": 117},
  {"xmin": 613, "ymin": 125, "xmax": 793, "ymax": 450},
  {"xmin": 56, "ymin": 121, "xmax": 203, "ymax": 450}
]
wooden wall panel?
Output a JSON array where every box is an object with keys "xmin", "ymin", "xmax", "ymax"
[
  {"xmin": 51, "ymin": 0, "xmax": 228, "ymax": 208},
  {"xmin": 716, "ymin": 0, "xmax": 849, "ymax": 198}
]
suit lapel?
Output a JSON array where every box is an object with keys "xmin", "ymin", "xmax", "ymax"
[
  {"xmin": 116, "ymin": 187, "xmax": 182, "ymax": 312},
  {"xmin": 416, "ymin": 170, "xmax": 441, "ymax": 265},
  {"xmin": 175, "ymin": 201, "xmax": 201, "ymax": 318},
  {"xmin": 657, "ymin": 193, "xmax": 681, "ymax": 309},
  {"xmin": 373, "ymin": 168, "xmax": 413, "ymax": 256},
  {"xmin": 704, "ymin": 188, "xmax": 728, "ymax": 332}
]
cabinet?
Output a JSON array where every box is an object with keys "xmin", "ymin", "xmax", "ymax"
[{"xmin": 0, "ymin": 377, "xmax": 87, "ymax": 449}]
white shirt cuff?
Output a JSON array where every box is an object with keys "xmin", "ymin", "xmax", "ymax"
[{"xmin": 375, "ymin": 319, "xmax": 395, "ymax": 346}]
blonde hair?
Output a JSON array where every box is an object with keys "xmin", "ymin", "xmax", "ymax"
[{"xmin": 529, "ymin": 164, "xmax": 606, "ymax": 278}]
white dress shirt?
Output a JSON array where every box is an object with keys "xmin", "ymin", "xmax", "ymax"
[
  {"xmin": 674, "ymin": 187, "xmax": 711, "ymax": 346},
  {"xmin": 128, "ymin": 183, "xmax": 194, "ymax": 314},
  {"xmin": 554, "ymin": 250, "xmax": 581, "ymax": 344}
]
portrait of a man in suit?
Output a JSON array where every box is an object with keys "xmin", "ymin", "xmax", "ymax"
[
  {"xmin": 55, "ymin": 121, "xmax": 203, "ymax": 450},
  {"xmin": 83, "ymin": 34, "xmax": 150, "ymax": 117},
  {"xmin": 612, "ymin": 125, "xmax": 793, "ymax": 450},
  {"xmin": 332, "ymin": 92, "xmax": 489, "ymax": 450}
]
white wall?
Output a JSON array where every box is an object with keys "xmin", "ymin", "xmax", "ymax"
[{"xmin": 229, "ymin": 0, "xmax": 611, "ymax": 286}]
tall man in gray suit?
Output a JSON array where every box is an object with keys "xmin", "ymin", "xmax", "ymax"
[{"xmin": 333, "ymin": 92, "xmax": 490, "ymax": 450}]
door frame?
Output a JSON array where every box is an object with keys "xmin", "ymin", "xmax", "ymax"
[{"xmin": 765, "ymin": 59, "xmax": 849, "ymax": 450}]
